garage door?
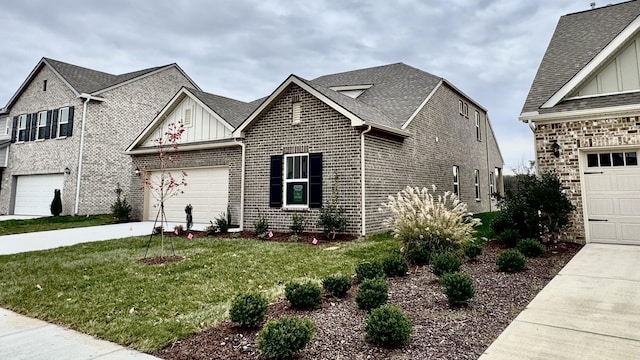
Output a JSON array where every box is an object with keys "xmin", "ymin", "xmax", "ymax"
[
  {"xmin": 14, "ymin": 174, "xmax": 64, "ymax": 215},
  {"xmin": 145, "ymin": 167, "xmax": 229, "ymax": 224},
  {"xmin": 583, "ymin": 150, "xmax": 640, "ymax": 244}
]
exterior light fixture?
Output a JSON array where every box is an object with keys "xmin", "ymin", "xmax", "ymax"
[
  {"xmin": 135, "ymin": 167, "xmax": 141, "ymax": 176},
  {"xmin": 64, "ymin": 167, "xmax": 71, "ymax": 175},
  {"xmin": 551, "ymin": 140, "xmax": 560, "ymax": 158}
]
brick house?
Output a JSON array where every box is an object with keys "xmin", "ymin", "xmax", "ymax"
[
  {"xmin": 0, "ymin": 57, "xmax": 198, "ymax": 216},
  {"xmin": 128, "ymin": 63, "xmax": 504, "ymax": 236},
  {"xmin": 520, "ymin": 1, "xmax": 640, "ymax": 244}
]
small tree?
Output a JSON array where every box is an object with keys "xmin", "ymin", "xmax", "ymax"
[
  {"xmin": 50, "ymin": 189, "xmax": 62, "ymax": 217},
  {"xmin": 317, "ymin": 172, "xmax": 347, "ymax": 239},
  {"xmin": 185, "ymin": 204, "xmax": 193, "ymax": 231},
  {"xmin": 111, "ymin": 183, "xmax": 132, "ymax": 222}
]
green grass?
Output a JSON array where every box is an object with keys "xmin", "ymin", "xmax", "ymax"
[
  {"xmin": 473, "ymin": 212, "xmax": 498, "ymax": 239},
  {"xmin": 0, "ymin": 234, "xmax": 399, "ymax": 352},
  {"xmin": 0, "ymin": 214, "xmax": 115, "ymax": 235}
]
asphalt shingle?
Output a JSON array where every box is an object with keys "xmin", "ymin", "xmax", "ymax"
[{"xmin": 187, "ymin": 87, "xmax": 261, "ymax": 128}]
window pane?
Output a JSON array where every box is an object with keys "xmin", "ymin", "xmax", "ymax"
[
  {"xmin": 286, "ymin": 182, "xmax": 308, "ymax": 205},
  {"xmin": 301, "ymin": 155, "xmax": 308, "ymax": 179},
  {"xmin": 59, "ymin": 108, "xmax": 69, "ymax": 124},
  {"xmin": 626, "ymin": 152, "xmax": 638, "ymax": 166},
  {"xmin": 294, "ymin": 156, "xmax": 301, "ymax": 179},
  {"xmin": 286, "ymin": 157, "xmax": 293, "ymax": 179},
  {"xmin": 599, "ymin": 153, "xmax": 611, "ymax": 167},
  {"xmin": 587, "ymin": 154, "xmax": 599, "ymax": 167},
  {"xmin": 452, "ymin": 166, "xmax": 458, "ymax": 181},
  {"xmin": 612, "ymin": 152, "xmax": 624, "ymax": 166}
]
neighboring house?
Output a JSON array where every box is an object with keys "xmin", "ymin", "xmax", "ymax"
[
  {"xmin": 520, "ymin": 1, "xmax": 640, "ymax": 244},
  {"xmin": 128, "ymin": 63, "xmax": 504, "ymax": 236},
  {"xmin": 0, "ymin": 57, "xmax": 198, "ymax": 216}
]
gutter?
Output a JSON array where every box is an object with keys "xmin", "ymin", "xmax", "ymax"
[
  {"xmin": 360, "ymin": 125, "xmax": 372, "ymax": 237},
  {"xmin": 234, "ymin": 138, "xmax": 246, "ymax": 231}
]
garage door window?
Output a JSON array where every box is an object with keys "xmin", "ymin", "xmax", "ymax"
[{"xmin": 587, "ymin": 151, "xmax": 638, "ymax": 167}]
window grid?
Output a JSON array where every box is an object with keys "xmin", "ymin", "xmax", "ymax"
[
  {"xmin": 587, "ymin": 151, "xmax": 638, "ymax": 167},
  {"xmin": 58, "ymin": 107, "xmax": 69, "ymax": 137},
  {"xmin": 474, "ymin": 169, "xmax": 481, "ymax": 201},
  {"xmin": 284, "ymin": 153, "xmax": 309, "ymax": 207},
  {"xmin": 475, "ymin": 111, "xmax": 481, "ymax": 141},
  {"xmin": 453, "ymin": 166, "xmax": 459, "ymax": 197},
  {"xmin": 37, "ymin": 111, "xmax": 47, "ymax": 140}
]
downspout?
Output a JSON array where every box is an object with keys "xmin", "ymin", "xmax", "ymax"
[
  {"xmin": 74, "ymin": 93, "xmax": 105, "ymax": 214},
  {"xmin": 360, "ymin": 125, "xmax": 372, "ymax": 237},
  {"xmin": 234, "ymin": 138, "xmax": 246, "ymax": 231},
  {"xmin": 484, "ymin": 116, "xmax": 491, "ymax": 212}
]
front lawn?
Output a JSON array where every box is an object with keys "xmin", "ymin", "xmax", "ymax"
[
  {"xmin": 0, "ymin": 214, "xmax": 115, "ymax": 235},
  {"xmin": 0, "ymin": 234, "xmax": 398, "ymax": 351}
]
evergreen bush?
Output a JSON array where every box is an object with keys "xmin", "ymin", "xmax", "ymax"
[
  {"xmin": 229, "ymin": 292, "xmax": 268, "ymax": 328},
  {"xmin": 440, "ymin": 271, "xmax": 475, "ymax": 306},
  {"xmin": 517, "ymin": 239, "xmax": 545, "ymax": 258},
  {"xmin": 50, "ymin": 189, "xmax": 62, "ymax": 217},
  {"xmin": 355, "ymin": 277, "xmax": 388, "ymax": 312},
  {"xmin": 431, "ymin": 252, "xmax": 463, "ymax": 277},
  {"xmin": 497, "ymin": 249, "xmax": 527, "ymax": 273},
  {"xmin": 382, "ymin": 252, "xmax": 409, "ymax": 277},
  {"xmin": 284, "ymin": 281, "xmax": 322, "ymax": 309},
  {"xmin": 257, "ymin": 316, "xmax": 315, "ymax": 359},
  {"xmin": 355, "ymin": 260, "xmax": 385, "ymax": 282},
  {"xmin": 322, "ymin": 273, "xmax": 352, "ymax": 298},
  {"xmin": 365, "ymin": 305, "xmax": 412, "ymax": 348}
]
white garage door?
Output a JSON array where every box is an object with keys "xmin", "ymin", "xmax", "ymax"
[
  {"xmin": 145, "ymin": 167, "xmax": 229, "ymax": 224},
  {"xmin": 583, "ymin": 150, "xmax": 640, "ymax": 244},
  {"xmin": 14, "ymin": 174, "xmax": 64, "ymax": 215}
]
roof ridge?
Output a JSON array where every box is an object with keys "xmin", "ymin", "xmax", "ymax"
[
  {"xmin": 44, "ymin": 57, "xmax": 116, "ymax": 78},
  {"xmin": 563, "ymin": 0, "xmax": 637, "ymax": 17}
]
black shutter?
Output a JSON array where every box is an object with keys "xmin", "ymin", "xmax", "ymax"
[
  {"xmin": 66, "ymin": 106, "xmax": 74, "ymax": 137},
  {"xmin": 44, "ymin": 110, "xmax": 52, "ymax": 139},
  {"xmin": 28, "ymin": 113, "xmax": 37, "ymax": 141},
  {"xmin": 50, "ymin": 109, "xmax": 58, "ymax": 138},
  {"xmin": 269, "ymin": 155, "xmax": 283, "ymax": 207},
  {"xmin": 309, "ymin": 153, "xmax": 323, "ymax": 208},
  {"xmin": 10, "ymin": 116, "xmax": 17, "ymax": 143}
]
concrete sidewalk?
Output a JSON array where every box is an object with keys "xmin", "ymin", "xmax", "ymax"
[{"xmin": 479, "ymin": 243, "xmax": 640, "ymax": 359}]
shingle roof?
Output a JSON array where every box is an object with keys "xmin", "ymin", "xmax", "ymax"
[
  {"xmin": 187, "ymin": 87, "xmax": 260, "ymax": 128},
  {"xmin": 522, "ymin": 1, "xmax": 640, "ymax": 114},
  {"xmin": 311, "ymin": 63, "xmax": 442, "ymax": 128}
]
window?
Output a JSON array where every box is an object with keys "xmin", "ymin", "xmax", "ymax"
[
  {"xmin": 4, "ymin": 117, "xmax": 10, "ymax": 136},
  {"xmin": 489, "ymin": 171, "xmax": 495, "ymax": 197},
  {"xmin": 463, "ymin": 103, "xmax": 468, "ymax": 118},
  {"xmin": 587, "ymin": 151, "xmax": 638, "ymax": 167},
  {"xmin": 37, "ymin": 111, "xmax": 47, "ymax": 140},
  {"xmin": 183, "ymin": 108, "xmax": 192, "ymax": 127},
  {"xmin": 58, "ymin": 107, "xmax": 70, "ymax": 137},
  {"xmin": 17, "ymin": 114, "xmax": 27, "ymax": 142},
  {"xmin": 43, "ymin": 79, "xmax": 47, "ymax": 91},
  {"xmin": 452, "ymin": 166, "xmax": 459, "ymax": 197},
  {"xmin": 475, "ymin": 111, "xmax": 481, "ymax": 141},
  {"xmin": 458, "ymin": 100, "xmax": 464, "ymax": 115},
  {"xmin": 292, "ymin": 101, "xmax": 301, "ymax": 125},
  {"xmin": 284, "ymin": 154, "xmax": 309, "ymax": 207},
  {"xmin": 474, "ymin": 169, "xmax": 481, "ymax": 201}
]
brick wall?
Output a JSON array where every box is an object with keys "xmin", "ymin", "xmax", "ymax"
[{"xmin": 534, "ymin": 115, "xmax": 640, "ymax": 243}]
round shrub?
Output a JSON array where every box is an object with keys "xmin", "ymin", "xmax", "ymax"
[
  {"xmin": 355, "ymin": 277, "xmax": 389, "ymax": 312},
  {"xmin": 365, "ymin": 305, "xmax": 412, "ymax": 348},
  {"xmin": 322, "ymin": 273, "xmax": 352, "ymax": 298},
  {"xmin": 284, "ymin": 281, "xmax": 322, "ymax": 309},
  {"xmin": 382, "ymin": 252, "xmax": 409, "ymax": 277},
  {"xmin": 229, "ymin": 292, "xmax": 268, "ymax": 328},
  {"xmin": 430, "ymin": 252, "xmax": 463, "ymax": 277},
  {"xmin": 440, "ymin": 271, "xmax": 475, "ymax": 306},
  {"xmin": 355, "ymin": 260, "xmax": 385, "ymax": 282},
  {"xmin": 498, "ymin": 229, "xmax": 520, "ymax": 248},
  {"xmin": 257, "ymin": 316, "xmax": 315, "ymax": 359},
  {"xmin": 463, "ymin": 241, "xmax": 483, "ymax": 261},
  {"xmin": 497, "ymin": 249, "xmax": 527, "ymax": 273},
  {"xmin": 517, "ymin": 239, "xmax": 545, "ymax": 258},
  {"xmin": 406, "ymin": 245, "xmax": 431, "ymax": 266}
]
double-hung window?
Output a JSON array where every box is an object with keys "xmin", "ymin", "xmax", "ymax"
[
  {"xmin": 58, "ymin": 107, "xmax": 70, "ymax": 137},
  {"xmin": 489, "ymin": 171, "xmax": 495, "ymax": 197},
  {"xmin": 17, "ymin": 114, "xmax": 27, "ymax": 142},
  {"xmin": 284, "ymin": 154, "xmax": 309, "ymax": 207},
  {"xmin": 475, "ymin": 111, "xmax": 481, "ymax": 141},
  {"xmin": 453, "ymin": 165, "xmax": 460, "ymax": 197},
  {"xmin": 474, "ymin": 169, "xmax": 481, "ymax": 201},
  {"xmin": 37, "ymin": 111, "xmax": 47, "ymax": 140}
]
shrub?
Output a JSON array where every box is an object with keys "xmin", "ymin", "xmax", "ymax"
[
  {"xmin": 257, "ymin": 316, "xmax": 315, "ymax": 359},
  {"xmin": 318, "ymin": 203, "xmax": 347, "ymax": 240},
  {"xmin": 185, "ymin": 204, "xmax": 193, "ymax": 231},
  {"xmin": 111, "ymin": 184, "xmax": 131, "ymax": 222},
  {"xmin": 290, "ymin": 213, "xmax": 306, "ymax": 235},
  {"xmin": 173, "ymin": 224, "xmax": 184, "ymax": 235},
  {"xmin": 284, "ymin": 281, "xmax": 322, "ymax": 309},
  {"xmin": 382, "ymin": 252, "xmax": 409, "ymax": 277},
  {"xmin": 355, "ymin": 277, "xmax": 388, "ymax": 312},
  {"xmin": 497, "ymin": 249, "xmax": 527, "ymax": 273},
  {"xmin": 405, "ymin": 245, "xmax": 431, "ymax": 266},
  {"xmin": 215, "ymin": 212, "xmax": 229, "ymax": 233},
  {"xmin": 255, "ymin": 213, "xmax": 270, "ymax": 239},
  {"xmin": 463, "ymin": 240, "xmax": 483, "ymax": 261},
  {"xmin": 517, "ymin": 239, "xmax": 545, "ymax": 258},
  {"xmin": 50, "ymin": 189, "xmax": 62, "ymax": 217},
  {"xmin": 440, "ymin": 271, "xmax": 475, "ymax": 306},
  {"xmin": 498, "ymin": 229, "xmax": 520, "ymax": 247},
  {"xmin": 229, "ymin": 292, "xmax": 268, "ymax": 328},
  {"xmin": 206, "ymin": 220, "xmax": 217, "ymax": 236},
  {"xmin": 365, "ymin": 305, "xmax": 412, "ymax": 348},
  {"xmin": 430, "ymin": 252, "xmax": 463, "ymax": 277},
  {"xmin": 355, "ymin": 260, "xmax": 385, "ymax": 282},
  {"xmin": 382, "ymin": 186, "xmax": 480, "ymax": 255},
  {"xmin": 322, "ymin": 273, "xmax": 352, "ymax": 298}
]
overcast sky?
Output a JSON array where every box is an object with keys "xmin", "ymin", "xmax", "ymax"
[{"xmin": 0, "ymin": 1, "xmax": 623, "ymax": 173}]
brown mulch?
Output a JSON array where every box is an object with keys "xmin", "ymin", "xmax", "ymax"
[{"xmin": 153, "ymin": 240, "xmax": 582, "ymax": 360}]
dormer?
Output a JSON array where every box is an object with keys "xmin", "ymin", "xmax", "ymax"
[{"xmin": 329, "ymin": 84, "xmax": 373, "ymax": 99}]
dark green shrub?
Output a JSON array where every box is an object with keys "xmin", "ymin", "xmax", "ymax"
[
  {"xmin": 405, "ymin": 245, "xmax": 431, "ymax": 266},
  {"xmin": 382, "ymin": 252, "xmax": 409, "ymax": 277},
  {"xmin": 255, "ymin": 213, "xmax": 270, "ymax": 239},
  {"xmin": 322, "ymin": 273, "xmax": 352, "ymax": 298},
  {"xmin": 430, "ymin": 252, "xmax": 463, "ymax": 277},
  {"xmin": 498, "ymin": 229, "xmax": 520, "ymax": 247},
  {"xmin": 111, "ymin": 184, "xmax": 131, "ymax": 222},
  {"xmin": 284, "ymin": 281, "xmax": 322, "ymax": 309},
  {"xmin": 206, "ymin": 220, "xmax": 217, "ymax": 235},
  {"xmin": 355, "ymin": 277, "xmax": 388, "ymax": 312},
  {"xmin": 215, "ymin": 212, "xmax": 229, "ymax": 233},
  {"xmin": 257, "ymin": 316, "xmax": 315, "ymax": 359},
  {"xmin": 440, "ymin": 271, "xmax": 475, "ymax": 306},
  {"xmin": 463, "ymin": 241, "xmax": 483, "ymax": 261},
  {"xmin": 290, "ymin": 213, "xmax": 306, "ymax": 235},
  {"xmin": 317, "ymin": 203, "xmax": 347, "ymax": 240},
  {"xmin": 497, "ymin": 249, "xmax": 527, "ymax": 273},
  {"xmin": 355, "ymin": 260, "xmax": 385, "ymax": 282},
  {"xmin": 229, "ymin": 292, "xmax": 268, "ymax": 328},
  {"xmin": 50, "ymin": 189, "xmax": 62, "ymax": 217},
  {"xmin": 365, "ymin": 305, "xmax": 412, "ymax": 348},
  {"xmin": 517, "ymin": 239, "xmax": 545, "ymax": 258}
]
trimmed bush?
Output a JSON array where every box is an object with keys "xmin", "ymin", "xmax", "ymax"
[
  {"xmin": 463, "ymin": 241, "xmax": 483, "ymax": 261},
  {"xmin": 517, "ymin": 239, "xmax": 545, "ymax": 258},
  {"xmin": 255, "ymin": 213, "xmax": 270, "ymax": 239},
  {"xmin": 365, "ymin": 305, "xmax": 412, "ymax": 348},
  {"xmin": 355, "ymin": 260, "xmax": 385, "ymax": 282},
  {"xmin": 440, "ymin": 271, "xmax": 475, "ymax": 306},
  {"xmin": 382, "ymin": 252, "xmax": 409, "ymax": 277},
  {"xmin": 355, "ymin": 277, "xmax": 388, "ymax": 312},
  {"xmin": 257, "ymin": 316, "xmax": 315, "ymax": 359},
  {"xmin": 406, "ymin": 245, "xmax": 431, "ymax": 266},
  {"xmin": 284, "ymin": 281, "xmax": 322, "ymax": 309},
  {"xmin": 50, "ymin": 189, "xmax": 62, "ymax": 217},
  {"xmin": 229, "ymin": 292, "xmax": 268, "ymax": 328},
  {"xmin": 322, "ymin": 273, "xmax": 352, "ymax": 298},
  {"xmin": 498, "ymin": 229, "xmax": 520, "ymax": 247},
  {"xmin": 497, "ymin": 249, "xmax": 527, "ymax": 273},
  {"xmin": 430, "ymin": 252, "xmax": 463, "ymax": 277}
]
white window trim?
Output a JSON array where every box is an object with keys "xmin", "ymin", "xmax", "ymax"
[
  {"xmin": 57, "ymin": 107, "xmax": 69, "ymax": 138},
  {"xmin": 489, "ymin": 171, "xmax": 495, "ymax": 197},
  {"xmin": 4, "ymin": 117, "xmax": 10, "ymax": 136},
  {"xmin": 453, "ymin": 165, "xmax": 459, "ymax": 197},
  {"xmin": 183, "ymin": 107, "xmax": 193, "ymax": 128},
  {"xmin": 463, "ymin": 103, "xmax": 469, "ymax": 118},
  {"xmin": 283, "ymin": 153, "xmax": 309, "ymax": 208},
  {"xmin": 36, "ymin": 111, "xmax": 47, "ymax": 140},
  {"xmin": 474, "ymin": 169, "xmax": 481, "ymax": 201},
  {"xmin": 475, "ymin": 112, "xmax": 481, "ymax": 141},
  {"xmin": 292, "ymin": 101, "xmax": 301, "ymax": 125},
  {"xmin": 458, "ymin": 100, "xmax": 464, "ymax": 115},
  {"xmin": 17, "ymin": 114, "xmax": 27, "ymax": 142}
]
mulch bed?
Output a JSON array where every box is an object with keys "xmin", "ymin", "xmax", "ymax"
[{"xmin": 153, "ymin": 240, "xmax": 582, "ymax": 360}]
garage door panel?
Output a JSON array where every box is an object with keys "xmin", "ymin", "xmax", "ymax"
[
  {"xmin": 621, "ymin": 224, "xmax": 640, "ymax": 242},
  {"xmin": 15, "ymin": 174, "xmax": 64, "ymax": 216},
  {"xmin": 617, "ymin": 176, "xmax": 640, "ymax": 191},
  {"xmin": 590, "ymin": 222, "xmax": 617, "ymax": 240},
  {"xmin": 587, "ymin": 198, "xmax": 615, "ymax": 216},
  {"xmin": 619, "ymin": 199, "xmax": 640, "ymax": 215},
  {"xmin": 586, "ymin": 176, "xmax": 613, "ymax": 191}
]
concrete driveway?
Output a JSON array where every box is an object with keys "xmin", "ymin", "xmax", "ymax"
[{"xmin": 480, "ymin": 243, "xmax": 640, "ymax": 359}]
